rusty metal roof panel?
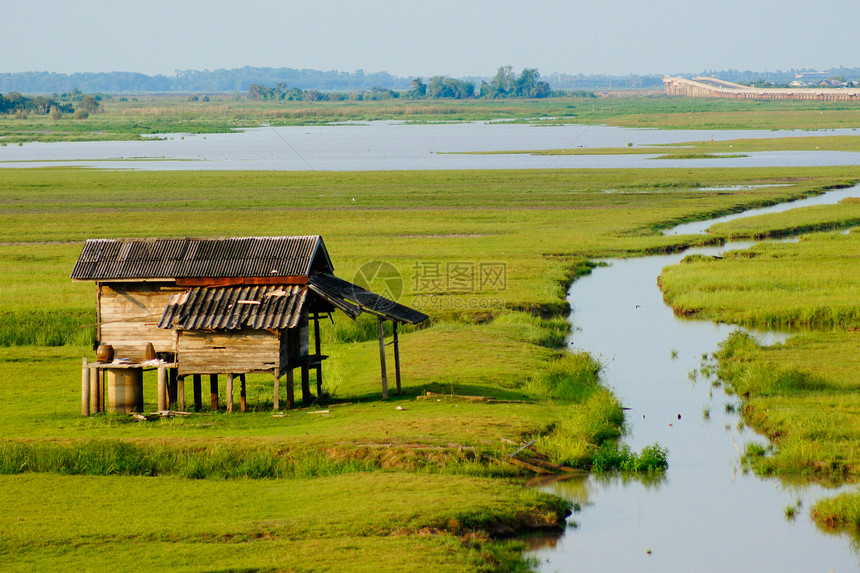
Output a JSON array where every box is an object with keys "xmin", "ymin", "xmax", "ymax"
[
  {"xmin": 158, "ymin": 285, "xmax": 308, "ymax": 331},
  {"xmin": 71, "ymin": 236, "xmax": 331, "ymax": 280}
]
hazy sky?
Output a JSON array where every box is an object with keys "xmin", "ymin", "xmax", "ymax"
[{"xmin": 4, "ymin": 0, "xmax": 858, "ymax": 77}]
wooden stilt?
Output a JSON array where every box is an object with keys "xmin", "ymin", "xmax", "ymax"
[
  {"xmin": 168, "ymin": 368, "xmax": 179, "ymax": 409},
  {"xmin": 157, "ymin": 366, "xmax": 168, "ymax": 411},
  {"xmin": 227, "ymin": 373, "xmax": 234, "ymax": 413},
  {"xmin": 240, "ymin": 373, "xmax": 247, "ymax": 412},
  {"xmin": 209, "ymin": 374, "xmax": 219, "ymax": 410},
  {"xmin": 314, "ymin": 314, "xmax": 323, "ymax": 395},
  {"xmin": 90, "ymin": 367, "xmax": 100, "ymax": 413},
  {"xmin": 177, "ymin": 375, "xmax": 186, "ymax": 412},
  {"xmin": 192, "ymin": 374, "xmax": 202, "ymax": 412},
  {"xmin": 393, "ymin": 321, "xmax": 402, "ymax": 395},
  {"xmin": 98, "ymin": 368, "xmax": 105, "ymax": 413},
  {"xmin": 300, "ymin": 364, "xmax": 311, "ymax": 405},
  {"xmin": 81, "ymin": 358, "xmax": 90, "ymax": 416},
  {"xmin": 378, "ymin": 317, "xmax": 388, "ymax": 400},
  {"xmin": 286, "ymin": 368, "xmax": 295, "ymax": 409},
  {"xmin": 273, "ymin": 371, "xmax": 280, "ymax": 410}
]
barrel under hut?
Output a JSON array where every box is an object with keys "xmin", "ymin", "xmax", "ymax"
[{"xmin": 71, "ymin": 236, "xmax": 428, "ymax": 415}]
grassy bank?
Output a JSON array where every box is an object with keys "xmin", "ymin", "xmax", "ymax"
[
  {"xmin": 659, "ymin": 198, "xmax": 860, "ymax": 539},
  {"xmin": 0, "ymin": 472, "xmax": 567, "ymax": 572},
  {"xmin": 2, "ymin": 166, "xmax": 858, "ymax": 568}
]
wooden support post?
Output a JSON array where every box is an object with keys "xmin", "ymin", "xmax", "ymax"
[
  {"xmin": 393, "ymin": 321, "xmax": 402, "ymax": 395},
  {"xmin": 81, "ymin": 358, "xmax": 90, "ymax": 416},
  {"xmin": 157, "ymin": 366, "xmax": 168, "ymax": 411},
  {"xmin": 286, "ymin": 368, "xmax": 295, "ymax": 409},
  {"xmin": 90, "ymin": 367, "xmax": 100, "ymax": 413},
  {"xmin": 97, "ymin": 368, "xmax": 105, "ymax": 413},
  {"xmin": 240, "ymin": 373, "xmax": 247, "ymax": 412},
  {"xmin": 168, "ymin": 368, "xmax": 178, "ymax": 409},
  {"xmin": 301, "ymin": 364, "xmax": 311, "ymax": 405},
  {"xmin": 192, "ymin": 374, "xmax": 202, "ymax": 412},
  {"xmin": 226, "ymin": 373, "xmax": 234, "ymax": 413},
  {"xmin": 314, "ymin": 314, "xmax": 323, "ymax": 395},
  {"xmin": 177, "ymin": 375, "xmax": 186, "ymax": 412},
  {"xmin": 209, "ymin": 374, "xmax": 219, "ymax": 410},
  {"xmin": 273, "ymin": 371, "xmax": 280, "ymax": 410},
  {"xmin": 378, "ymin": 317, "xmax": 388, "ymax": 400}
]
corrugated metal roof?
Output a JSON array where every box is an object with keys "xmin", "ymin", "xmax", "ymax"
[
  {"xmin": 71, "ymin": 236, "xmax": 332, "ymax": 280},
  {"xmin": 309, "ymin": 273, "xmax": 429, "ymax": 325},
  {"xmin": 159, "ymin": 285, "xmax": 308, "ymax": 330}
]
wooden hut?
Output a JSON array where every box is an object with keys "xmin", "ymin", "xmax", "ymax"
[{"xmin": 71, "ymin": 236, "xmax": 428, "ymax": 415}]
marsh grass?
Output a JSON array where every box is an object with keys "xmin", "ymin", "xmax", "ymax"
[
  {"xmin": 2, "ymin": 165, "xmax": 859, "ymax": 568},
  {"xmin": 661, "ymin": 231, "xmax": 860, "ymax": 328},
  {"xmin": 5, "ymin": 95, "xmax": 860, "ymax": 143},
  {"xmin": 812, "ymin": 491, "xmax": 860, "ymax": 531}
]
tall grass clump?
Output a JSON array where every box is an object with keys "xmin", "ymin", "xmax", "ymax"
[
  {"xmin": 526, "ymin": 352, "xmax": 602, "ymax": 402},
  {"xmin": 0, "ymin": 440, "xmax": 378, "ymax": 480},
  {"xmin": 812, "ymin": 491, "xmax": 860, "ymax": 531},
  {"xmin": 714, "ymin": 331, "xmax": 827, "ymax": 397},
  {"xmin": 0, "ymin": 310, "xmax": 96, "ymax": 347},
  {"xmin": 591, "ymin": 443, "xmax": 669, "ymax": 473}
]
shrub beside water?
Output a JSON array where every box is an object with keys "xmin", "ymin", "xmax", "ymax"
[{"xmin": 591, "ymin": 443, "xmax": 669, "ymax": 473}]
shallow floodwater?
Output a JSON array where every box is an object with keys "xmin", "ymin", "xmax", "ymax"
[
  {"xmin": 528, "ymin": 186, "xmax": 860, "ymax": 572},
  {"xmin": 2, "ymin": 122, "xmax": 860, "ymax": 170}
]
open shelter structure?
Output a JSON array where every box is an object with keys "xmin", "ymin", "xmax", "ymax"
[{"xmin": 71, "ymin": 236, "xmax": 428, "ymax": 415}]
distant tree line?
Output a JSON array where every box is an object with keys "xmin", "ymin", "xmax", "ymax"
[
  {"xmin": 6, "ymin": 65, "xmax": 856, "ymax": 96},
  {"xmin": 0, "ymin": 67, "xmax": 410, "ymax": 95},
  {"xmin": 0, "ymin": 90, "xmax": 103, "ymax": 118},
  {"xmin": 250, "ymin": 67, "xmax": 583, "ymax": 101}
]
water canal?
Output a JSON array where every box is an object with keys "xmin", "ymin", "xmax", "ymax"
[{"xmin": 528, "ymin": 185, "xmax": 860, "ymax": 572}]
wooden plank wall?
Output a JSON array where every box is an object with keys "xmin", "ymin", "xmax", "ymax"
[
  {"xmin": 178, "ymin": 329, "xmax": 280, "ymax": 375},
  {"xmin": 99, "ymin": 282, "xmax": 182, "ymax": 361}
]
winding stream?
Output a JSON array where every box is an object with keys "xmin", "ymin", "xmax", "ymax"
[{"xmin": 529, "ymin": 186, "xmax": 860, "ymax": 572}]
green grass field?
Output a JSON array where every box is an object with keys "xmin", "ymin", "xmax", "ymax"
[{"xmin": 2, "ymin": 156, "xmax": 860, "ymax": 564}]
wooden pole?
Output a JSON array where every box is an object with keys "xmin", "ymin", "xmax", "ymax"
[
  {"xmin": 168, "ymin": 368, "xmax": 178, "ymax": 409},
  {"xmin": 226, "ymin": 373, "xmax": 234, "ymax": 413},
  {"xmin": 90, "ymin": 367, "xmax": 100, "ymax": 413},
  {"xmin": 286, "ymin": 368, "xmax": 295, "ymax": 409},
  {"xmin": 98, "ymin": 368, "xmax": 105, "ymax": 413},
  {"xmin": 157, "ymin": 366, "xmax": 168, "ymax": 411},
  {"xmin": 393, "ymin": 321, "xmax": 402, "ymax": 395},
  {"xmin": 301, "ymin": 364, "xmax": 311, "ymax": 405},
  {"xmin": 81, "ymin": 358, "xmax": 90, "ymax": 416},
  {"xmin": 273, "ymin": 371, "xmax": 280, "ymax": 410},
  {"xmin": 378, "ymin": 317, "xmax": 388, "ymax": 400},
  {"xmin": 177, "ymin": 375, "xmax": 186, "ymax": 412},
  {"xmin": 192, "ymin": 374, "xmax": 202, "ymax": 412},
  {"xmin": 314, "ymin": 314, "xmax": 323, "ymax": 395},
  {"xmin": 240, "ymin": 373, "xmax": 247, "ymax": 412},
  {"xmin": 209, "ymin": 374, "xmax": 219, "ymax": 410}
]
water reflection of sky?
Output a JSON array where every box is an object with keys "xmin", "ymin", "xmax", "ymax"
[{"xmin": 2, "ymin": 122, "xmax": 860, "ymax": 171}]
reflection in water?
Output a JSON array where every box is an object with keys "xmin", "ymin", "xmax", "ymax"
[{"xmin": 529, "ymin": 185, "xmax": 860, "ymax": 572}]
